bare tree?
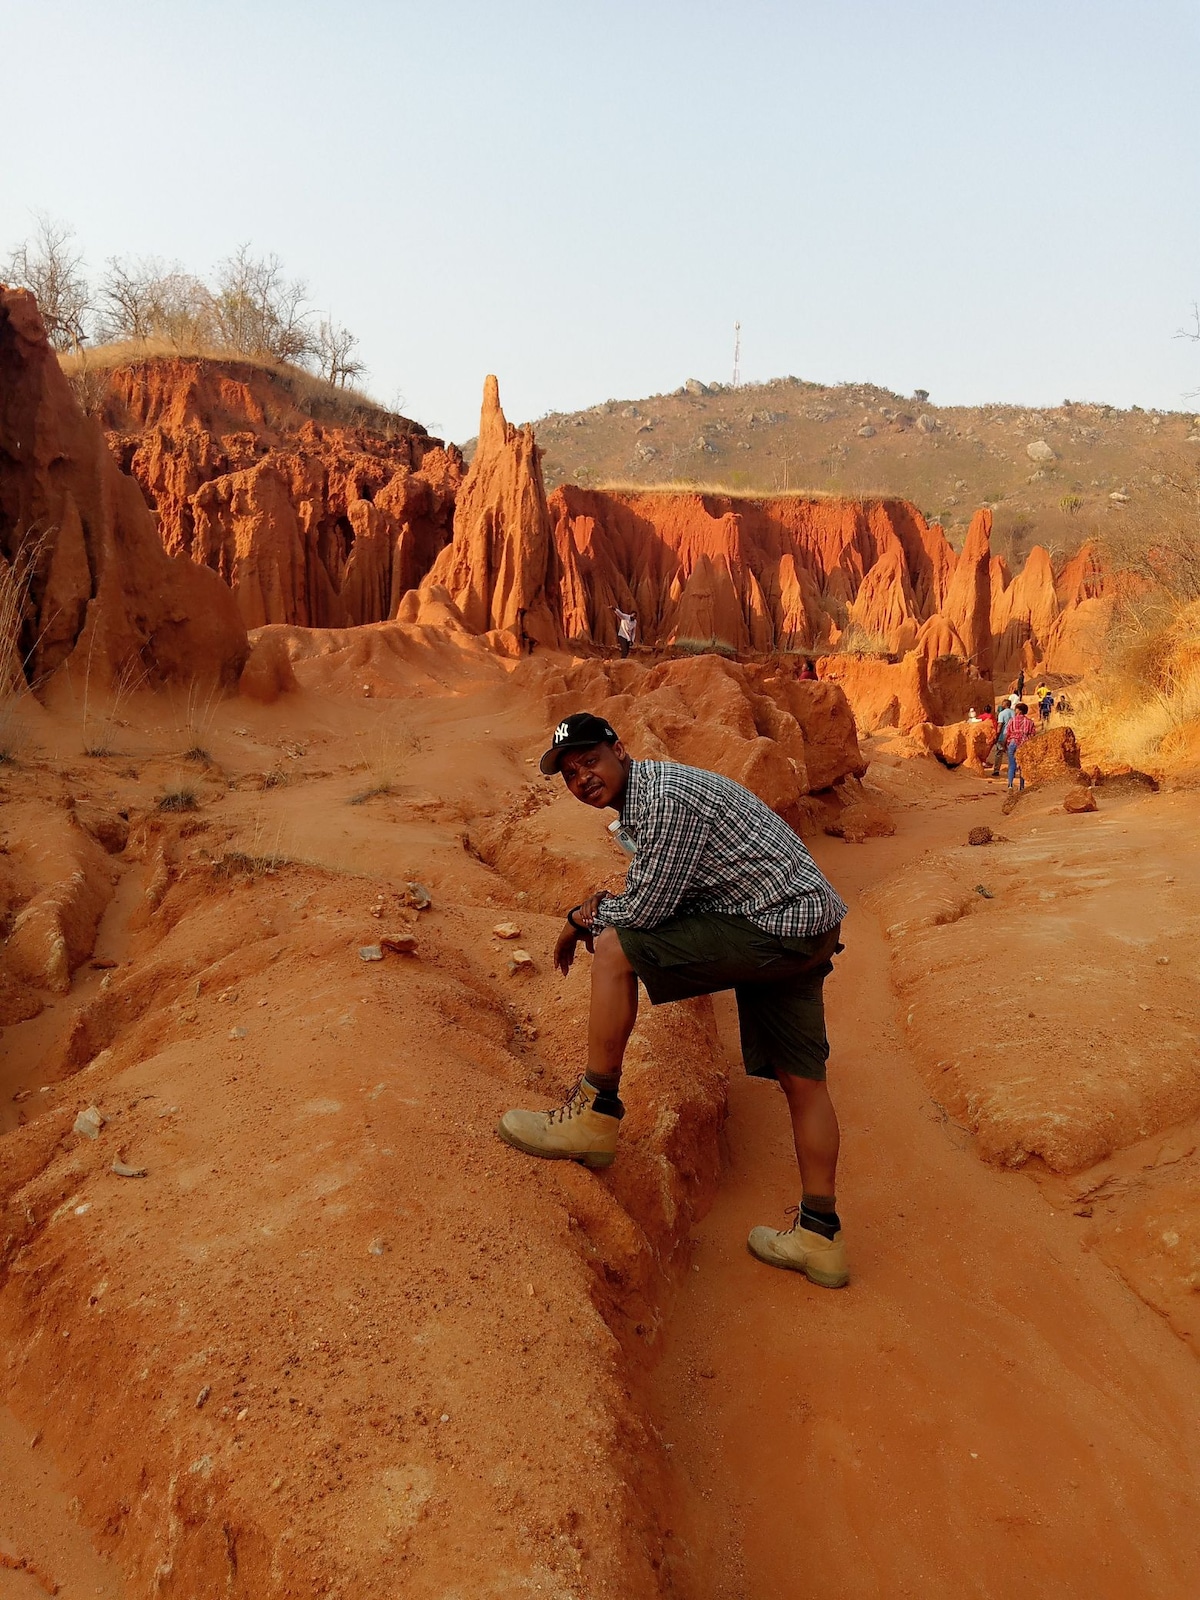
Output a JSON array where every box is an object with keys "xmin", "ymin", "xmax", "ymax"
[
  {"xmin": 211, "ymin": 245, "xmax": 315, "ymax": 363},
  {"xmin": 315, "ymin": 317, "xmax": 366, "ymax": 387},
  {"xmin": 96, "ymin": 256, "xmax": 215, "ymax": 347},
  {"xmin": 4, "ymin": 213, "xmax": 91, "ymax": 350}
]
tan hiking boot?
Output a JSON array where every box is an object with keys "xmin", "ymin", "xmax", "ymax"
[
  {"xmin": 747, "ymin": 1207, "xmax": 849, "ymax": 1288},
  {"xmin": 496, "ymin": 1078, "xmax": 621, "ymax": 1169}
]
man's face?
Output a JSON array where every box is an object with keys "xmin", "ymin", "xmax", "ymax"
[{"xmin": 559, "ymin": 740, "xmax": 628, "ymax": 808}]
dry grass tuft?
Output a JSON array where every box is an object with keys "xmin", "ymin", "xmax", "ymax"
[
  {"xmin": 81, "ymin": 651, "xmax": 147, "ymax": 758},
  {"xmin": 831, "ymin": 622, "xmax": 892, "ymax": 656},
  {"xmin": 1069, "ymin": 595, "xmax": 1200, "ymax": 768},
  {"xmin": 0, "ymin": 529, "xmax": 53, "ymax": 758},
  {"xmin": 348, "ymin": 719, "xmax": 421, "ymax": 804},
  {"xmin": 158, "ymin": 786, "xmax": 199, "ymax": 813},
  {"xmin": 670, "ymin": 636, "xmax": 739, "ymax": 659}
]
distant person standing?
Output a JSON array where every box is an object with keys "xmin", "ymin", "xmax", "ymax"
[
  {"xmin": 991, "ymin": 699, "xmax": 1014, "ymax": 777},
  {"xmin": 1039, "ymin": 688, "xmax": 1055, "ymax": 727},
  {"xmin": 1005, "ymin": 702, "xmax": 1037, "ymax": 791},
  {"xmin": 1015, "ymin": 670, "xmax": 1026, "ymax": 698},
  {"xmin": 613, "ymin": 607, "xmax": 638, "ymax": 659},
  {"xmin": 799, "ymin": 658, "xmax": 818, "ymax": 681}
]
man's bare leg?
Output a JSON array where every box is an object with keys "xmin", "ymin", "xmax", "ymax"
[
  {"xmin": 586, "ymin": 928, "xmax": 639, "ymax": 1091},
  {"xmin": 747, "ymin": 1072, "xmax": 848, "ymax": 1282},
  {"xmin": 777, "ymin": 1074, "xmax": 840, "ymax": 1197}
]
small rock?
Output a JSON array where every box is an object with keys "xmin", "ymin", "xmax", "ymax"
[
  {"xmin": 228, "ymin": 1026, "xmax": 248, "ymax": 1040},
  {"xmin": 404, "ymin": 881, "xmax": 432, "ymax": 911},
  {"xmin": 508, "ymin": 949, "xmax": 534, "ymax": 974},
  {"xmin": 1027, "ymin": 439, "xmax": 1056, "ymax": 464},
  {"xmin": 196, "ymin": 1385, "xmax": 211, "ymax": 1409},
  {"xmin": 358, "ymin": 945, "xmax": 384, "ymax": 962},
  {"xmin": 368, "ymin": 1237, "xmax": 387, "ymax": 1256},
  {"xmin": 1063, "ymin": 785, "xmax": 1097, "ymax": 814},
  {"xmin": 493, "ymin": 922, "xmax": 522, "ymax": 939},
  {"xmin": 439, "ymin": 1412, "xmax": 450, "ymax": 1423},
  {"xmin": 12, "ymin": 1089, "xmax": 30, "ymax": 1103},
  {"xmin": 112, "ymin": 1160, "xmax": 148, "ymax": 1178},
  {"xmin": 974, "ymin": 885, "xmax": 994, "ymax": 900},
  {"xmin": 967, "ymin": 826, "xmax": 994, "ymax": 846},
  {"xmin": 74, "ymin": 1106, "xmax": 106, "ymax": 1140},
  {"xmin": 89, "ymin": 957, "xmax": 118, "ymax": 970},
  {"xmin": 381, "ymin": 933, "xmax": 417, "ymax": 956},
  {"xmin": 857, "ymin": 423, "xmax": 876, "ymax": 438},
  {"xmin": 236, "ymin": 1407, "xmax": 249, "ymax": 1422},
  {"xmin": 1157, "ymin": 956, "xmax": 1170, "ymax": 965}
]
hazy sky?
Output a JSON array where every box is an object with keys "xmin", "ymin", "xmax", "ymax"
[{"xmin": 4, "ymin": 0, "xmax": 1198, "ymax": 441}]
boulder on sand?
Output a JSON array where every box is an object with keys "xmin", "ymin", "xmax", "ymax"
[
  {"xmin": 917, "ymin": 719, "xmax": 995, "ymax": 769},
  {"xmin": 1015, "ymin": 726, "xmax": 1081, "ymax": 785},
  {"xmin": 1063, "ymin": 785, "xmax": 1098, "ymax": 813}
]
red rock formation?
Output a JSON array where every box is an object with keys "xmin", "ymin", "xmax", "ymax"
[
  {"xmin": 940, "ymin": 509, "xmax": 994, "ymax": 676},
  {"xmin": 0, "ymin": 290, "xmax": 246, "ymax": 687},
  {"xmin": 917, "ymin": 719, "xmax": 996, "ymax": 769},
  {"xmin": 1056, "ymin": 539, "xmax": 1108, "ymax": 607},
  {"xmin": 410, "ymin": 377, "xmax": 574, "ymax": 651},
  {"xmin": 96, "ymin": 355, "xmax": 462, "ymax": 630},
  {"xmin": 544, "ymin": 486, "xmax": 960, "ymax": 654},
  {"xmin": 991, "ymin": 544, "xmax": 1061, "ymax": 681},
  {"xmin": 512, "ymin": 649, "xmax": 867, "ymax": 833}
]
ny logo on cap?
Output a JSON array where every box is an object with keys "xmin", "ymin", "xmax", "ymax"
[{"xmin": 553, "ymin": 721, "xmax": 571, "ymax": 743}]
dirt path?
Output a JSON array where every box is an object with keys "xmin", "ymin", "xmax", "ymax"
[
  {"xmin": 0, "ymin": 1402, "xmax": 124, "ymax": 1599},
  {"xmin": 652, "ymin": 799, "xmax": 1200, "ymax": 1599}
]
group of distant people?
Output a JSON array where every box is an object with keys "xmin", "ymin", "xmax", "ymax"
[{"xmin": 967, "ymin": 670, "xmax": 1072, "ymax": 791}]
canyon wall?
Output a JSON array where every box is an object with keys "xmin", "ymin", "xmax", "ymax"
[
  {"xmin": 74, "ymin": 354, "xmax": 1110, "ymax": 711},
  {"xmin": 97, "ymin": 355, "xmax": 463, "ymax": 632},
  {"xmin": 0, "ymin": 289, "xmax": 246, "ymax": 688}
]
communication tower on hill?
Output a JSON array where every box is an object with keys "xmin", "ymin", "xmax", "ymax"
[{"xmin": 732, "ymin": 321, "xmax": 741, "ymax": 388}]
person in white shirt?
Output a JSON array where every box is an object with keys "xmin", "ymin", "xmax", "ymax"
[{"xmin": 612, "ymin": 607, "xmax": 637, "ymax": 658}]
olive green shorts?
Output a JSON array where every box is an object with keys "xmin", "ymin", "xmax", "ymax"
[{"xmin": 616, "ymin": 913, "xmax": 842, "ymax": 1081}]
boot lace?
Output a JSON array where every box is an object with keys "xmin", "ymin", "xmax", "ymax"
[
  {"xmin": 546, "ymin": 1078, "xmax": 587, "ymax": 1126},
  {"xmin": 780, "ymin": 1205, "xmax": 802, "ymax": 1235}
]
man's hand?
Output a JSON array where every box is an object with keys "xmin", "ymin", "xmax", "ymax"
[
  {"xmin": 577, "ymin": 891, "xmax": 606, "ymax": 925},
  {"xmin": 554, "ymin": 921, "xmax": 588, "ymax": 975}
]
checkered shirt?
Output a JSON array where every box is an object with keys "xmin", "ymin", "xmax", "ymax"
[
  {"xmin": 1005, "ymin": 713, "xmax": 1037, "ymax": 749},
  {"xmin": 590, "ymin": 760, "xmax": 848, "ymax": 937}
]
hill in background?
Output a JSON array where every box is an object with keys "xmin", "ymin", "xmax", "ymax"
[{"xmin": 533, "ymin": 376, "xmax": 1200, "ymax": 568}]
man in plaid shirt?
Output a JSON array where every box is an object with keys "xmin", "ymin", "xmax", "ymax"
[{"xmin": 497, "ymin": 713, "xmax": 852, "ymax": 1288}]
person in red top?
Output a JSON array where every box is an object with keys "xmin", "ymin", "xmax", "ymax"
[{"xmin": 1005, "ymin": 703, "xmax": 1037, "ymax": 790}]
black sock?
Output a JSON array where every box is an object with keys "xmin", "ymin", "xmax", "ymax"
[
  {"xmin": 583, "ymin": 1076, "xmax": 625, "ymax": 1119},
  {"xmin": 800, "ymin": 1199, "xmax": 840, "ymax": 1239}
]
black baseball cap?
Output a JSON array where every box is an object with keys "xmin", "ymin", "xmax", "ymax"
[{"xmin": 539, "ymin": 712, "xmax": 619, "ymax": 775}]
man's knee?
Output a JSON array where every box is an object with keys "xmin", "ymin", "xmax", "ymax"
[
  {"xmin": 593, "ymin": 926, "xmax": 633, "ymax": 973},
  {"xmin": 778, "ymin": 1071, "xmax": 829, "ymax": 1104}
]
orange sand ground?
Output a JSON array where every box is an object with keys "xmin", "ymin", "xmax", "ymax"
[{"xmin": 2, "ymin": 637, "xmax": 1199, "ymax": 1598}]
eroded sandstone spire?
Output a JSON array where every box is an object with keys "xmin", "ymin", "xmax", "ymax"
[{"xmin": 416, "ymin": 376, "xmax": 569, "ymax": 649}]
